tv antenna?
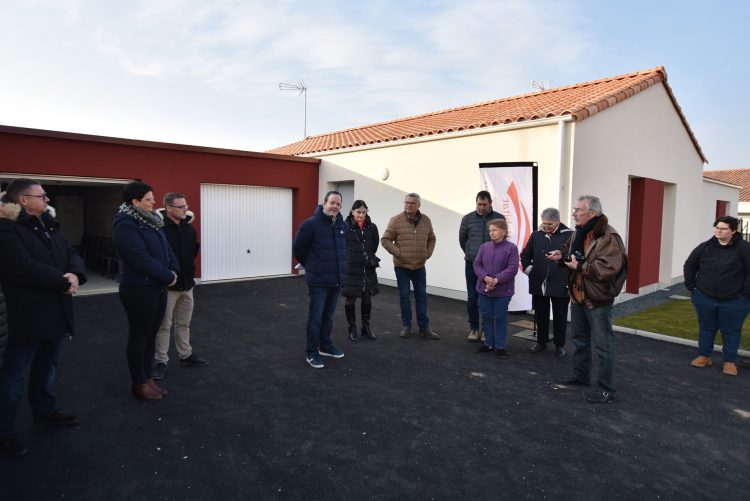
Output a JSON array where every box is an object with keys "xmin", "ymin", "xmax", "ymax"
[
  {"xmin": 531, "ymin": 80, "xmax": 551, "ymax": 92},
  {"xmin": 279, "ymin": 81, "xmax": 308, "ymax": 137}
]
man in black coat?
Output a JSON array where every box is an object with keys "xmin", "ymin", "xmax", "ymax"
[
  {"xmin": 153, "ymin": 193, "xmax": 208, "ymax": 381},
  {"xmin": 0, "ymin": 179, "xmax": 87, "ymax": 458}
]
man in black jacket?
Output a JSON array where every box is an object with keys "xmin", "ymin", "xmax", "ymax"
[
  {"xmin": 458, "ymin": 191, "xmax": 504, "ymax": 342},
  {"xmin": 0, "ymin": 179, "xmax": 87, "ymax": 457},
  {"xmin": 153, "ymin": 193, "xmax": 208, "ymax": 381}
]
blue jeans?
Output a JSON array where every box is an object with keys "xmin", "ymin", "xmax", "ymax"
[
  {"xmin": 395, "ymin": 267, "xmax": 428, "ymax": 329},
  {"xmin": 0, "ymin": 337, "xmax": 64, "ymax": 437},
  {"xmin": 479, "ymin": 294, "xmax": 511, "ymax": 349},
  {"xmin": 691, "ymin": 288, "xmax": 749, "ymax": 362},
  {"xmin": 465, "ymin": 260, "xmax": 480, "ymax": 330},
  {"xmin": 570, "ymin": 303, "xmax": 616, "ymax": 392},
  {"xmin": 306, "ymin": 286, "xmax": 341, "ymax": 356}
]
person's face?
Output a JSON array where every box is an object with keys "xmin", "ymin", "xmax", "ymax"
[
  {"xmin": 489, "ymin": 224, "xmax": 506, "ymax": 242},
  {"xmin": 476, "ymin": 198, "xmax": 491, "ymax": 216},
  {"xmin": 19, "ymin": 184, "xmax": 49, "ymax": 217},
  {"xmin": 572, "ymin": 200, "xmax": 595, "ymax": 227},
  {"xmin": 133, "ymin": 191, "xmax": 156, "ymax": 212},
  {"xmin": 713, "ymin": 222, "xmax": 736, "ymax": 243},
  {"xmin": 323, "ymin": 194, "xmax": 342, "ymax": 217},
  {"xmin": 167, "ymin": 197, "xmax": 189, "ymax": 221},
  {"xmin": 352, "ymin": 207, "xmax": 367, "ymax": 222},
  {"xmin": 540, "ymin": 218, "xmax": 559, "ymax": 234},
  {"xmin": 404, "ymin": 196, "xmax": 420, "ymax": 216}
]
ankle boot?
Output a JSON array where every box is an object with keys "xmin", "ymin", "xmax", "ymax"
[
  {"xmin": 132, "ymin": 383, "xmax": 163, "ymax": 400},
  {"xmin": 147, "ymin": 378, "xmax": 168, "ymax": 396},
  {"xmin": 345, "ymin": 303, "xmax": 358, "ymax": 341},
  {"xmin": 361, "ymin": 302, "xmax": 376, "ymax": 340}
]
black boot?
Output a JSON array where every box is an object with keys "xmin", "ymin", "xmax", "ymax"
[
  {"xmin": 361, "ymin": 302, "xmax": 376, "ymax": 340},
  {"xmin": 345, "ymin": 303, "xmax": 358, "ymax": 341}
]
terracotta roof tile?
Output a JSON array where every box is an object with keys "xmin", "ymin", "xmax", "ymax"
[
  {"xmin": 269, "ymin": 66, "xmax": 706, "ymax": 163},
  {"xmin": 703, "ymin": 169, "xmax": 750, "ymax": 201}
]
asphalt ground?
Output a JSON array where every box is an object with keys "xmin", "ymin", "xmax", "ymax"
[{"xmin": 1, "ymin": 276, "xmax": 749, "ymax": 500}]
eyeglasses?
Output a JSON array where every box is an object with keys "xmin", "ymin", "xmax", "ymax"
[
  {"xmin": 169, "ymin": 204, "xmax": 189, "ymax": 210},
  {"xmin": 572, "ymin": 208, "xmax": 591, "ymax": 214},
  {"xmin": 714, "ymin": 226, "xmax": 732, "ymax": 231},
  {"xmin": 22, "ymin": 192, "xmax": 48, "ymax": 199}
]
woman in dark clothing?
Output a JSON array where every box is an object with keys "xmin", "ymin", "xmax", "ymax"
[
  {"xmin": 684, "ymin": 215, "xmax": 750, "ymax": 376},
  {"xmin": 342, "ymin": 200, "xmax": 380, "ymax": 341},
  {"xmin": 520, "ymin": 207, "xmax": 573, "ymax": 357},
  {"xmin": 113, "ymin": 182, "xmax": 178, "ymax": 400}
]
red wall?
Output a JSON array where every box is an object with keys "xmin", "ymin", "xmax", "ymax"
[
  {"xmin": 626, "ymin": 178, "xmax": 664, "ymax": 293},
  {"xmin": 0, "ymin": 128, "xmax": 320, "ymax": 276}
]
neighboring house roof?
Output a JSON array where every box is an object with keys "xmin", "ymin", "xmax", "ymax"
[
  {"xmin": 269, "ymin": 66, "xmax": 706, "ymax": 163},
  {"xmin": 703, "ymin": 169, "xmax": 750, "ymax": 201}
]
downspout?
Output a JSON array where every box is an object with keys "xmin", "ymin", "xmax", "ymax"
[{"xmin": 558, "ymin": 117, "xmax": 574, "ymax": 222}]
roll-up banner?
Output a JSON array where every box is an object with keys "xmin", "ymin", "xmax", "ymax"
[{"xmin": 478, "ymin": 162, "xmax": 537, "ymax": 311}]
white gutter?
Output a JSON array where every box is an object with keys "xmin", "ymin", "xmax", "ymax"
[{"xmin": 305, "ymin": 115, "xmax": 575, "ymax": 158}]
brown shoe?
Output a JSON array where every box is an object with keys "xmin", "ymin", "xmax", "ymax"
[
  {"xmin": 132, "ymin": 383, "xmax": 163, "ymax": 400},
  {"xmin": 690, "ymin": 356, "xmax": 712, "ymax": 368},
  {"xmin": 419, "ymin": 327, "xmax": 440, "ymax": 340},
  {"xmin": 722, "ymin": 362, "xmax": 738, "ymax": 376},
  {"xmin": 147, "ymin": 379, "xmax": 168, "ymax": 396}
]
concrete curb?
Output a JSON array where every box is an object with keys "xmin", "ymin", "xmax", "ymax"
[{"xmin": 612, "ymin": 325, "xmax": 750, "ymax": 358}]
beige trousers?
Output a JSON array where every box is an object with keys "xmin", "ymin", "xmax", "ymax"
[{"xmin": 155, "ymin": 289, "xmax": 194, "ymax": 363}]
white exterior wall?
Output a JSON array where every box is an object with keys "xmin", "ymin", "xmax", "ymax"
[
  {"xmin": 572, "ymin": 83, "xmax": 710, "ymax": 284},
  {"xmin": 315, "ymin": 123, "xmax": 566, "ymax": 297}
]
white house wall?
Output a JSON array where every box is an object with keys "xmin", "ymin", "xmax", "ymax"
[
  {"xmin": 572, "ymin": 83, "xmax": 717, "ymax": 283},
  {"xmin": 316, "ymin": 123, "xmax": 565, "ymax": 297}
]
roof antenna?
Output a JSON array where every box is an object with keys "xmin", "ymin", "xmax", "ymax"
[
  {"xmin": 531, "ymin": 80, "xmax": 551, "ymax": 92},
  {"xmin": 279, "ymin": 81, "xmax": 308, "ymax": 138}
]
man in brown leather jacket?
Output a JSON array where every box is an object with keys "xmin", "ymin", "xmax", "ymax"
[{"xmin": 548, "ymin": 195, "xmax": 627, "ymax": 403}]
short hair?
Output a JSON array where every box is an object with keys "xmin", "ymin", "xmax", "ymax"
[
  {"xmin": 476, "ymin": 190, "xmax": 492, "ymax": 202},
  {"xmin": 714, "ymin": 215, "xmax": 739, "ymax": 232},
  {"xmin": 541, "ymin": 207, "xmax": 561, "ymax": 221},
  {"xmin": 323, "ymin": 190, "xmax": 342, "ymax": 203},
  {"xmin": 164, "ymin": 192, "xmax": 186, "ymax": 206},
  {"xmin": 488, "ymin": 218, "xmax": 508, "ymax": 239},
  {"xmin": 123, "ymin": 181, "xmax": 154, "ymax": 204},
  {"xmin": 3, "ymin": 178, "xmax": 41, "ymax": 203},
  {"xmin": 405, "ymin": 193, "xmax": 421, "ymax": 202},
  {"xmin": 350, "ymin": 199, "xmax": 368, "ymax": 212},
  {"xmin": 578, "ymin": 195, "xmax": 602, "ymax": 215}
]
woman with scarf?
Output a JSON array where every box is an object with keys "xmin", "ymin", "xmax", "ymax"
[
  {"xmin": 473, "ymin": 219, "xmax": 519, "ymax": 358},
  {"xmin": 113, "ymin": 182, "xmax": 178, "ymax": 400},
  {"xmin": 342, "ymin": 200, "xmax": 380, "ymax": 341}
]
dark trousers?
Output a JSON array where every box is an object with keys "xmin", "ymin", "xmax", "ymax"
[
  {"xmin": 570, "ymin": 303, "xmax": 615, "ymax": 392},
  {"xmin": 692, "ymin": 288, "xmax": 749, "ymax": 362},
  {"xmin": 0, "ymin": 337, "xmax": 64, "ymax": 437},
  {"xmin": 395, "ymin": 267, "xmax": 428, "ymax": 329},
  {"xmin": 119, "ymin": 284, "xmax": 168, "ymax": 386},
  {"xmin": 465, "ymin": 260, "xmax": 480, "ymax": 330},
  {"xmin": 306, "ymin": 286, "xmax": 341, "ymax": 356},
  {"xmin": 533, "ymin": 295, "xmax": 570, "ymax": 346}
]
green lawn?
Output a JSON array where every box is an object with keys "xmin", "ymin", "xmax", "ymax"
[{"xmin": 614, "ymin": 298, "xmax": 750, "ymax": 350}]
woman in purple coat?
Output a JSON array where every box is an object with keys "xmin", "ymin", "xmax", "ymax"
[{"xmin": 473, "ymin": 219, "xmax": 519, "ymax": 358}]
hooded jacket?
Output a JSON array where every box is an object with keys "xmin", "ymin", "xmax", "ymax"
[
  {"xmin": 520, "ymin": 223, "xmax": 573, "ymax": 297},
  {"xmin": 683, "ymin": 233, "xmax": 750, "ymax": 299},
  {"xmin": 0, "ymin": 196, "xmax": 87, "ymax": 345},
  {"xmin": 157, "ymin": 208, "xmax": 199, "ymax": 291},
  {"xmin": 381, "ymin": 211, "xmax": 436, "ymax": 270},
  {"xmin": 293, "ymin": 205, "xmax": 347, "ymax": 287}
]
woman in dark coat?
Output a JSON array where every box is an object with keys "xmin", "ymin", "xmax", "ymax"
[
  {"xmin": 113, "ymin": 182, "xmax": 178, "ymax": 400},
  {"xmin": 342, "ymin": 200, "xmax": 380, "ymax": 341},
  {"xmin": 520, "ymin": 207, "xmax": 573, "ymax": 357},
  {"xmin": 0, "ymin": 180, "xmax": 87, "ymax": 457}
]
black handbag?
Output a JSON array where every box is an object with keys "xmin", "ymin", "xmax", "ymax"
[{"xmin": 366, "ymin": 252, "xmax": 381, "ymax": 269}]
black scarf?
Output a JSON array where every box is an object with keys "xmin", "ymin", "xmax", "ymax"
[{"xmin": 571, "ymin": 215, "xmax": 601, "ymax": 255}]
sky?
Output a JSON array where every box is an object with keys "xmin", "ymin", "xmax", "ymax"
[{"xmin": 1, "ymin": 0, "xmax": 747, "ymax": 169}]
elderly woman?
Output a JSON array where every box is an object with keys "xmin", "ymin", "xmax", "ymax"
[
  {"xmin": 473, "ymin": 219, "xmax": 519, "ymax": 358},
  {"xmin": 684, "ymin": 215, "xmax": 750, "ymax": 376},
  {"xmin": 342, "ymin": 200, "xmax": 380, "ymax": 341},
  {"xmin": 113, "ymin": 182, "xmax": 178, "ymax": 400},
  {"xmin": 520, "ymin": 208, "xmax": 573, "ymax": 357}
]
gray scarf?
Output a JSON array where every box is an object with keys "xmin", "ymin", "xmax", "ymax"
[{"xmin": 118, "ymin": 203, "xmax": 164, "ymax": 230}]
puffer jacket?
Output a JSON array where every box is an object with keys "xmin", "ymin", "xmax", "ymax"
[
  {"xmin": 381, "ymin": 211, "xmax": 436, "ymax": 270},
  {"xmin": 293, "ymin": 205, "xmax": 347, "ymax": 287},
  {"xmin": 520, "ymin": 223, "xmax": 573, "ymax": 297},
  {"xmin": 561, "ymin": 215, "xmax": 627, "ymax": 306},
  {"xmin": 459, "ymin": 209, "xmax": 504, "ymax": 261},
  {"xmin": 684, "ymin": 233, "xmax": 750, "ymax": 299},
  {"xmin": 0, "ymin": 195, "xmax": 15, "ymax": 364},
  {"xmin": 0, "ymin": 199, "xmax": 88, "ymax": 345},
  {"xmin": 113, "ymin": 209, "xmax": 179, "ymax": 286},
  {"xmin": 342, "ymin": 214, "xmax": 380, "ymax": 297}
]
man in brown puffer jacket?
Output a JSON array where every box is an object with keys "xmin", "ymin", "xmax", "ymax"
[{"xmin": 381, "ymin": 193, "xmax": 438, "ymax": 339}]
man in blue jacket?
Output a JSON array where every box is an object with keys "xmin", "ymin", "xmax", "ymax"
[{"xmin": 293, "ymin": 191, "xmax": 347, "ymax": 369}]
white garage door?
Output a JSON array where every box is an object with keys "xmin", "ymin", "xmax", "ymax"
[{"xmin": 200, "ymin": 184, "xmax": 293, "ymax": 281}]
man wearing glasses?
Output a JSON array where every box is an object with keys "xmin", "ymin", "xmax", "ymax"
[
  {"xmin": 547, "ymin": 195, "xmax": 627, "ymax": 403},
  {"xmin": 153, "ymin": 192, "xmax": 208, "ymax": 381}
]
